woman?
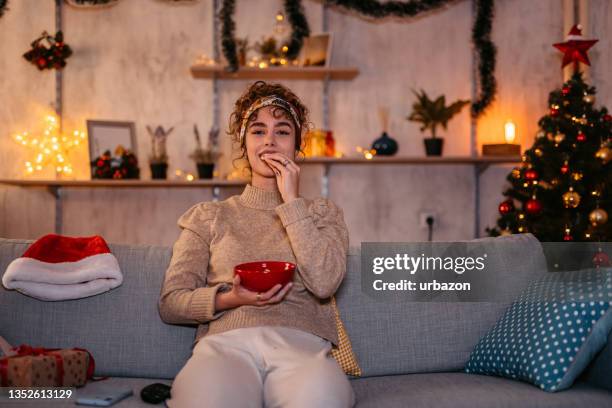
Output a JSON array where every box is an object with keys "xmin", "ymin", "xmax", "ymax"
[{"xmin": 158, "ymin": 80, "xmax": 355, "ymax": 408}]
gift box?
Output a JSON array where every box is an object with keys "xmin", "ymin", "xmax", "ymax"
[{"xmin": 0, "ymin": 343, "xmax": 95, "ymax": 388}]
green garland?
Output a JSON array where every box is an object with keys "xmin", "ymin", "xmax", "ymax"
[
  {"xmin": 284, "ymin": 0, "xmax": 311, "ymax": 60},
  {"xmin": 220, "ymin": 0, "xmax": 497, "ymax": 117},
  {"xmin": 220, "ymin": 0, "xmax": 238, "ymax": 72},
  {"xmin": 221, "ymin": 0, "xmax": 309, "ymax": 72},
  {"xmin": 0, "ymin": 0, "xmax": 8, "ymax": 18},
  {"xmin": 471, "ymin": 0, "xmax": 496, "ymax": 117},
  {"xmin": 325, "ymin": 0, "xmax": 496, "ymax": 117},
  {"xmin": 325, "ymin": 0, "xmax": 454, "ymax": 17}
]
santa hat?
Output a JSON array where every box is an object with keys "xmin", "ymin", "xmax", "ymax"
[{"xmin": 2, "ymin": 234, "xmax": 123, "ymax": 301}]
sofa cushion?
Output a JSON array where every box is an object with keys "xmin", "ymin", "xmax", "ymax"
[
  {"xmin": 0, "ymin": 238, "xmax": 194, "ymax": 379},
  {"xmin": 335, "ymin": 233, "xmax": 549, "ymax": 377},
  {"xmin": 350, "ymin": 372, "xmax": 612, "ymax": 408},
  {"xmin": 465, "ymin": 267, "xmax": 612, "ymax": 391}
]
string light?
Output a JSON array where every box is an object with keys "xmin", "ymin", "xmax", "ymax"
[
  {"xmin": 13, "ymin": 113, "xmax": 85, "ymax": 177},
  {"xmin": 356, "ymin": 146, "xmax": 377, "ymax": 160}
]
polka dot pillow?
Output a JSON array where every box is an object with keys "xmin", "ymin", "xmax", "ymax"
[{"xmin": 464, "ymin": 267, "xmax": 612, "ymax": 392}]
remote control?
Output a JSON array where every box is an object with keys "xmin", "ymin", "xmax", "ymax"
[{"xmin": 140, "ymin": 383, "xmax": 172, "ymax": 404}]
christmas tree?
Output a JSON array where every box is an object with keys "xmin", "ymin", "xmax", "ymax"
[{"xmin": 487, "ymin": 25, "xmax": 611, "ymax": 243}]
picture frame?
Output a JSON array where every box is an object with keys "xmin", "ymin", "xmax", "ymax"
[
  {"xmin": 297, "ymin": 32, "xmax": 333, "ymax": 67},
  {"xmin": 86, "ymin": 119, "xmax": 137, "ymax": 162}
]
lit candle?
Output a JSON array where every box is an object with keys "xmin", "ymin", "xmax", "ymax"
[{"xmin": 504, "ymin": 120, "xmax": 516, "ymax": 144}]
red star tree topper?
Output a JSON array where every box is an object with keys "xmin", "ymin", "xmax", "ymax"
[{"xmin": 553, "ymin": 24, "xmax": 598, "ymax": 71}]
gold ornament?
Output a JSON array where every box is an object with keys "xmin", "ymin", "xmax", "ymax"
[
  {"xmin": 562, "ymin": 188, "xmax": 581, "ymax": 209},
  {"xmin": 554, "ymin": 133, "xmax": 565, "ymax": 143},
  {"xmin": 536, "ymin": 131, "xmax": 546, "ymax": 139},
  {"xmin": 500, "ymin": 228, "xmax": 512, "ymax": 236},
  {"xmin": 534, "ymin": 148, "xmax": 543, "ymax": 157},
  {"xmin": 571, "ymin": 172, "xmax": 583, "ymax": 181},
  {"xmin": 511, "ymin": 168, "xmax": 521, "ymax": 179},
  {"xmin": 589, "ymin": 208, "xmax": 608, "ymax": 226},
  {"xmin": 551, "ymin": 178, "xmax": 559, "ymax": 186},
  {"xmin": 583, "ymin": 94, "xmax": 595, "ymax": 104},
  {"xmin": 595, "ymin": 146, "xmax": 610, "ymax": 163}
]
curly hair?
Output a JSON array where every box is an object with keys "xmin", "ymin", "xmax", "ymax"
[{"xmin": 227, "ymin": 80, "xmax": 312, "ymax": 173}]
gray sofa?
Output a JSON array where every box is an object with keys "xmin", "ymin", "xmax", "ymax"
[{"xmin": 1, "ymin": 233, "xmax": 611, "ymax": 407}]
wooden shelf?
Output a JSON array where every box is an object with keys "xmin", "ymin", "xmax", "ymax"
[
  {"xmin": 0, "ymin": 179, "xmax": 248, "ymax": 188},
  {"xmin": 299, "ymin": 155, "xmax": 522, "ymax": 165},
  {"xmin": 190, "ymin": 64, "xmax": 359, "ymax": 80}
]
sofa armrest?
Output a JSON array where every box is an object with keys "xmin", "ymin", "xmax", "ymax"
[{"xmin": 581, "ymin": 328, "xmax": 612, "ymax": 391}]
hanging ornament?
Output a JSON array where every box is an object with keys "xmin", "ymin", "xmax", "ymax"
[
  {"xmin": 553, "ymin": 24, "xmax": 598, "ymax": 69},
  {"xmin": 592, "ymin": 251, "xmax": 610, "ymax": 267},
  {"xmin": 589, "ymin": 208, "xmax": 608, "ymax": 226},
  {"xmin": 22, "ymin": 30, "xmax": 72, "ymax": 70},
  {"xmin": 595, "ymin": 146, "xmax": 610, "ymax": 163},
  {"xmin": 571, "ymin": 172, "xmax": 583, "ymax": 181},
  {"xmin": 511, "ymin": 168, "xmax": 521, "ymax": 179},
  {"xmin": 576, "ymin": 131, "xmax": 586, "ymax": 142},
  {"xmin": 524, "ymin": 169, "xmax": 538, "ymax": 181},
  {"xmin": 525, "ymin": 198, "xmax": 542, "ymax": 215},
  {"xmin": 554, "ymin": 133, "xmax": 565, "ymax": 143},
  {"xmin": 550, "ymin": 106, "xmax": 560, "ymax": 117},
  {"xmin": 603, "ymin": 114, "xmax": 612, "ymax": 122},
  {"xmin": 500, "ymin": 228, "xmax": 513, "ymax": 236},
  {"xmin": 536, "ymin": 130, "xmax": 546, "ymax": 139},
  {"xmin": 560, "ymin": 162, "xmax": 569, "ymax": 174},
  {"xmin": 498, "ymin": 199, "xmax": 514, "ymax": 215},
  {"xmin": 583, "ymin": 93, "xmax": 595, "ymax": 104},
  {"xmin": 562, "ymin": 188, "xmax": 581, "ymax": 208},
  {"xmin": 561, "ymin": 86, "xmax": 570, "ymax": 96}
]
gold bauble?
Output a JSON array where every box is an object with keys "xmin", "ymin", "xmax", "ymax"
[
  {"xmin": 554, "ymin": 133, "xmax": 565, "ymax": 143},
  {"xmin": 511, "ymin": 168, "xmax": 521, "ymax": 179},
  {"xmin": 583, "ymin": 94, "xmax": 595, "ymax": 104},
  {"xmin": 500, "ymin": 228, "xmax": 512, "ymax": 236},
  {"xmin": 562, "ymin": 189, "xmax": 581, "ymax": 209},
  {"xmin": 589, "ymin": 208, "xmax": 608, "ymax": 226},
  {"xmin": 595, "ymin": 147, "xmax": 611, "ymax": 164},
  {"xmin": 571, "ymin": 172, "xmax": 583, "ymax": 181}
]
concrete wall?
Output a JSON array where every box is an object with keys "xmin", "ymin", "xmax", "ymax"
[{"xmin": 1, "ymin": 0, "xmax": 606, "ymax": 246}]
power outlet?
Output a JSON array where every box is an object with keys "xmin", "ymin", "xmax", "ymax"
[{"xmin": 419, "ymin": 212, "xmax": 437, "ymax": 229}]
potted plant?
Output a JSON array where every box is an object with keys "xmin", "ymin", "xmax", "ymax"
[
  {"xmin": 407, "ymin": 89, "xmax": 470, "ymax": 156},
  {"xmin": 147, "ymin": 125, "xmax": 173, "ymax": 179},
  {"xmin": 189, "ymin": 125, "xmax": 222, "ymax": 179}
]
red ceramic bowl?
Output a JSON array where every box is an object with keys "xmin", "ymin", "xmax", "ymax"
[{"xmin": 234, "ymin": 261, "xmax": 295, "ymax": 292}]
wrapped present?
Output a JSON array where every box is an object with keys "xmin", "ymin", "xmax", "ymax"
[{"xmin": 0, "ymin": 340, "xmax": 95, "ymax": 388}]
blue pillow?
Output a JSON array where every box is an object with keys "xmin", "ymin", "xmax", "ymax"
[{"xmin": 464, "ymin": 267, "xmax": 612, "ymax": 392}]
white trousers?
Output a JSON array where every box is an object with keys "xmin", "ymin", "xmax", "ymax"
[{"xmin": 166, "ymin": 325, "xmax": 356, "ymax": 408}]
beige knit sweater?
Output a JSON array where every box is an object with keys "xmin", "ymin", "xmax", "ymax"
[{"xmin": 158, "ymin": 183, "xmax": 350, "ymax": 348}]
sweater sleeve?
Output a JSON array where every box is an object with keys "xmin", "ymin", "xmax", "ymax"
[
  {"xmin": 274, "ymin": 197, "xmax": 349, "ymax": 299},
  {"xmin": 158, "ymin": 202, "xmax": 230, "ymax": 325}
]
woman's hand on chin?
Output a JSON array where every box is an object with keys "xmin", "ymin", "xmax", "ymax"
[
  {"xmin": 261, "ymin": 152, "xmax": 300, "ymax": 203},
  {"xmin": 215, "ymin": 274, "xmax": 293, "ymax": 311}
]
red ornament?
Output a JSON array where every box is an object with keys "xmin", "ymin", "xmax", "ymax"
[
  {"xmin": 560, "ymin": 164, "xmax": 569, "ymax": 174},
  {"xmin": 562, "ymin": 86, "xmax": 570, "ymax": 96},
  {"xmin": 550, "ymin": 107, "xmax": 559, "ymax": 117},
  {"xmin": 525, "ymin": 199, "xmax": 542, "ymax": 215},
  {"xmin": 498, "ymin": 200, "xmax": 514, "ymax": 215},
  {"xmin": 604, "ymin": 114, "xmax": 612, "ymax": 122},
  {"xmin": 576, "ymin": 132, "xmax": 586, "ymax": 142},
  {"xmin": 592, "ymin": 251, "xmax": 610, "ymax": 267},
  {"xmin": 563, "ymin": 233, "xmax": 573, "ymax": 241},
  {"xmin": 553, "ymin": 24, "xmax": 598, "ymax": 68},
  {"xmin": 524, "ymin": 169, "xmax": 539, "ymax": 181}
]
